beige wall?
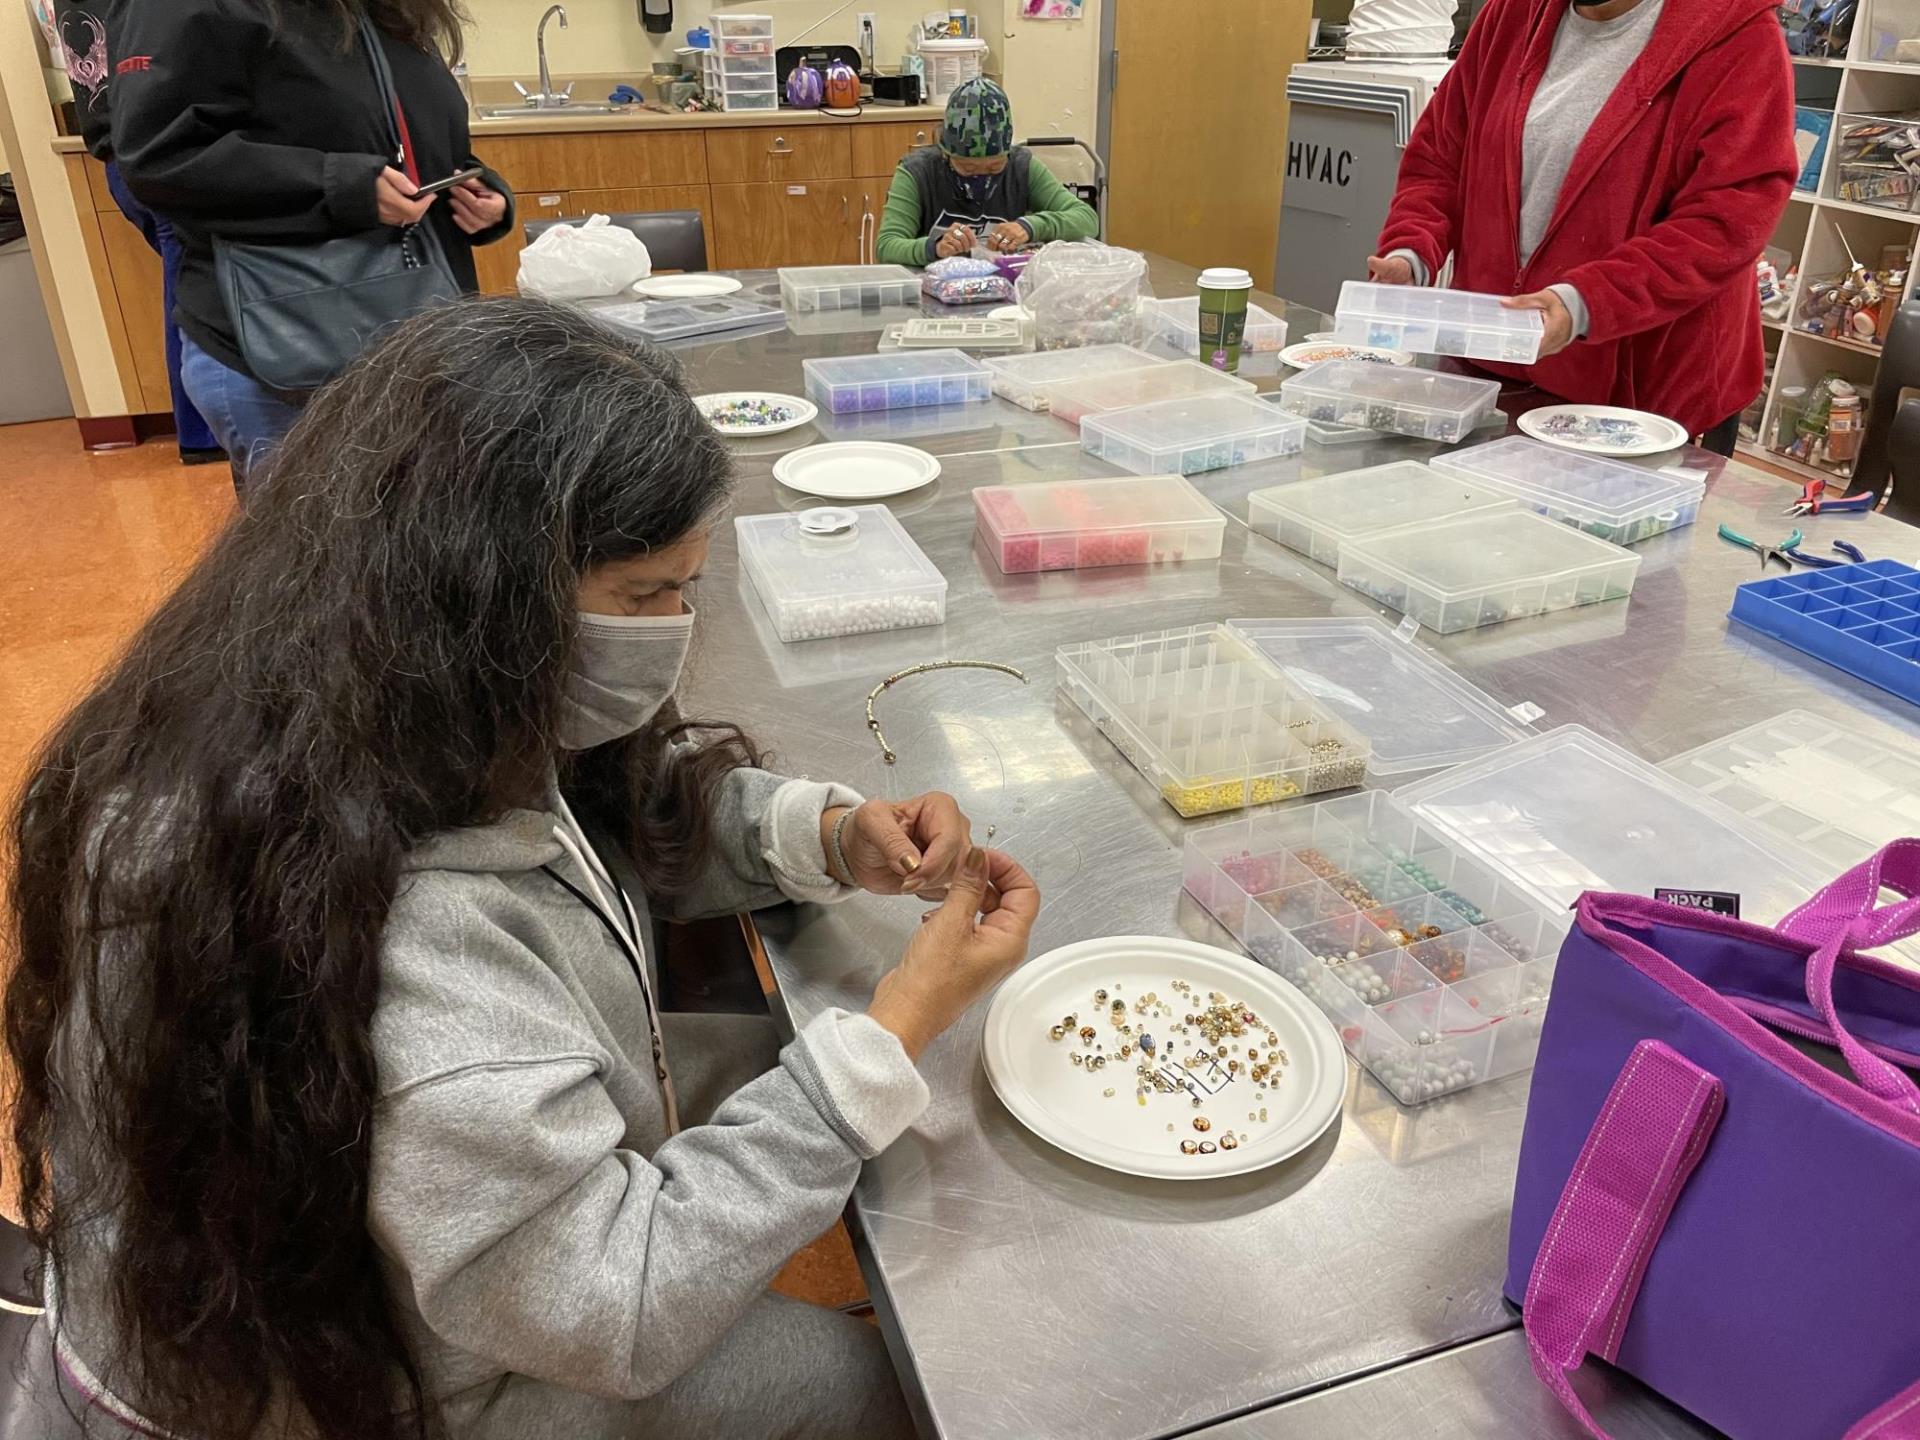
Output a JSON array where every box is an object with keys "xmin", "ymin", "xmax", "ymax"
[
  {"xmin": 462, "ymin": 0, "xmax": 1004, "ymax": 83},
  {"xmin": 460, "ymin": 0, "xmax": 1104, "ymax": 137},
  {"xmin": 996, "ymin": 0, "xmax": 1100, "ymax": 141},
  {"xmin": 0, "ymin": 0, "xmax": 129, "ymax": 417}
]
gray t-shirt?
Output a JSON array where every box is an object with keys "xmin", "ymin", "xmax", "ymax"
[{"xmin": 1520, "ymin": 0, "xmax": 1666, "ymax": 265}]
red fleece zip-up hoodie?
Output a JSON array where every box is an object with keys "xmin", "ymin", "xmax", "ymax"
[{"xmin": 1376, "ymin": 0, "xmax": 1796, "ymax": 436}]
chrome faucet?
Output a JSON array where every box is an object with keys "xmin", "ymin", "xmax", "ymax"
[{"xmin": 516, "ymin": 4, "xmax": 573, "ymax": 108}]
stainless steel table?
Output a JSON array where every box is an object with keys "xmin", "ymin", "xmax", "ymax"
[
  {"xmin": 1185, "ymin": 1332, "xmax": 1722, "ymax": 1439},
  {"xmin": 657, "ymin": 261, "xmax": 1918, "ymax": 1440}
]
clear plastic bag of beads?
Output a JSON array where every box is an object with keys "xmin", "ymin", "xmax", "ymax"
[
  {"xmin": 1015, "ymin": 241, "xmax": 1154, "ymax": 351},
  {"xmin": 922, "ymin": 256, "xmax": 1014, "ymax": 306}
]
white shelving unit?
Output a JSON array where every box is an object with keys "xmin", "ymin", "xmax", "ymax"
[{"xmin": 1742, "ymin": 23, "xmax": 1920, "ymax": 483}]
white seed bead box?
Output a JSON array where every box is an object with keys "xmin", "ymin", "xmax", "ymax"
[{"xmin": 735, "ymin": 504, "xmax": 947, "ymax": 643}]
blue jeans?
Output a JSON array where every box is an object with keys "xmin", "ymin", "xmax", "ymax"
[
  {"xmin": 101, "ymin": 163, "xmax": 220, "ymax": 455},
  {"xmin": 178, "ymin": 336, "xmax": 308, "ymax": 490}
]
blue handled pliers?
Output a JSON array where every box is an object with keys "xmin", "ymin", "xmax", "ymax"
[{"xmin": 1782, "ymin": 538, "xmax": 1869, "ymax": 568}]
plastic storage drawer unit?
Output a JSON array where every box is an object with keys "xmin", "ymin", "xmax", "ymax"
[
  {"xmin": 1047, "ymin": 360, "xmax": 1257, "ymax": 427},
  {"xmin": 735, "ymin": 505, "xmax": 946, "ymax": 642},
  {"xmin": 1080, "ymin": 393, "xmax": 1307, "ymax": 476},
  {"xmin": 1431, "ymin": 436, "xmax": 1705, "ymax": 545},
  {"xmin": 1276, "ymin": 360, "xmax": 1502, "ymax": 444},
  {"xmin": 973, "ymin": 474, "xmax": 1226, "ymax": 574},
  {"xmin": 1055, "ymin": 623, "xmax": 1371, "ymax": 817},
  {"xmin": 1246, "ymin": 461, "xmax": 1516, "ymax": 567},
  {"xmin": 983, "ymin": 344, "xmax": 1169, "ymax": 412},
  {"xmin": 1338, "ymin": 508, "xmax": 1642, "ymax": 632},
  {"xmin": 801, "ymin": 349, "xmax": 991, "ymax": 414},
  {"xmin": 779, "ymin": 264, "xmax": 921, "ymax": 313},
  {"xmin": 1332, "ymin": 281, "xmax": 1544, "ymax": 364},
  {"xmin": 1145, "ymin": 297, "xmax": 1290, "ymax": 357}
]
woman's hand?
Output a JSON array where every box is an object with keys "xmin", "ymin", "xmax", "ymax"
[
  {"xmin": 986, "ymin": 221, "xmax": 1028, "ymax": 253},
  {"xmin": 1366, "ymin": 253, "xmax": 1416, "ymax": 285},
  {"xmin": 824, "ymin": 794, "xmax": 972, "ymax": 898},
  {"xmin": 448, "ymin": 177, "xmax": 508, "ymax": 235},
  {"xmin": 1502, "ymin": 289, "xmax": 1575, "ymax": 357},
  {"xmin": 375, "ymin": 166, "xmax": 434, "ymax": 227},
  {"xmin": 868, "ymin": 848, "xmax": 1041, "ymax": 1060},
  {"xmin": 936, "ymin": 223, "xmax": 976, "ymax": 259}
]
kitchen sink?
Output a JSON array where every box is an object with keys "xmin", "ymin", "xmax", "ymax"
[{"xmin": 474, "ymin": 101, "xmax": 621, "ymax": 118}]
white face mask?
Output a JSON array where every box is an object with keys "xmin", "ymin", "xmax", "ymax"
[{"xmin": 557, "ymin": 606, "xmax": 694, "ymax": 751}]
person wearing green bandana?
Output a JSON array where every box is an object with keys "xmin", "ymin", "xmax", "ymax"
[{"xmin": 874, "ymin": 78, "xmax": 1099, "ymax": 267}]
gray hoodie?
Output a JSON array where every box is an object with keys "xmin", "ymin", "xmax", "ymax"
[{"xmin": 56, "ymin": 767, "xmax": 931, "ymax": 1435}]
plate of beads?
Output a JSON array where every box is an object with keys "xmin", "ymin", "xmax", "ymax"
[
  {"xmin": 982, "ymin": 935, "xmax": 1345, "ymax": 1179},
  {"xmin": 695, "ymin": 391, "xmax": 819, "ymax": 438},
  {"xmin": 1517, "ymin": 403, "xmax": 1687, "ymax": 458},
  {"xmin": 1278, "ymin": 341, "xmax": 1412, "ymax": 371}
]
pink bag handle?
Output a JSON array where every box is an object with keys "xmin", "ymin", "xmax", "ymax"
[
  {"xmin": 1776, "ymin": 838, "xmax": 1920, "ymax": 1114},
  {"xmin": 1524, "ymin": 1039, "xmax": 1920, "ymax": 1439},
  {"xmin": 1523, "ymin": 1040, "xmax": 1724, "ymax": 1440}
]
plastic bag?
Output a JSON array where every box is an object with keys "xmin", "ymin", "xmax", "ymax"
[
  {"xmin": 922, "ymin": 256, "xmax": 1014, "ymax": 305},
  {"xmin": 517, "ymin": 214, "xmax": 652, "ymax": 300},
  {"xmin": 1014, "ymin": 240, "xmax": 1152, "ymax": 351}
]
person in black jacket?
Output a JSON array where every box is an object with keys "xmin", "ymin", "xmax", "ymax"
[
  {"xmin": 108, "ymin": 0, "xmax": 514, "ymax": 486},
  {"xmin": 54, "ymin": 0, "xmax": 222, "ymax": 464}
]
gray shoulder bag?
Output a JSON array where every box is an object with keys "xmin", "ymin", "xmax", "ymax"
[{"xmin": 213, "ymin": 12, "xmax": 460, "ymax": 391}]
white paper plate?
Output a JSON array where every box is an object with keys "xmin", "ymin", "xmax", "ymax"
[
  {"xmin": 695, "ymin": 391, "xmax": 818, "ymax": 438},
  {"xmin": 1279, "ymin": 341, "xmax": 1413, "ymax": 370},
  {"xmin": 1518, "ymin": 403, "xmax": 1688, "ymax": 458},
  {"xmin": 982, "ymin": 936, "xmax": 1345, "ymax": 1180},
  {"xmin": 633, "ymin": 273, "xmax": 743, "ymax": 300},
  {"xmin": 772, "ymin": 441, "xmax": 941, "ymax": 499}
]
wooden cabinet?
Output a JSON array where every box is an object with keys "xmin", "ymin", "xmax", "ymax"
[
  {"xmin": 851, "ymin": 121, "xmax": 936, "ymax": 179},
  {"xmin": 710, "ymin": 181, "xmax": 859, "ymax": 269},
  {"xmin": 96, "ymin": 209, "xmax": 173, "ymax": 415},
  {"xmin": 705, "ymin": 126, "xmax": 851, "ymax": 184},
  {"xmin": 71, "ymin": 156, "xmax": 171, "ymax": 416},
  {"xmin": 564, "ymin": 186, "xmax": 716, "ymax": 270},
  {"xmin": 472, "ymin": 131, "xmax": 706, "ymax": 191},
  {"xmin": 474, "ymin": 188, "xmax": 567, "ymax": 296}
]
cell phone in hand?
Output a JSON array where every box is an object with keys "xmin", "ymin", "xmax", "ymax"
[{"xmin": 408, "ymin": 166, "xmax": 486, "ymax": 201}]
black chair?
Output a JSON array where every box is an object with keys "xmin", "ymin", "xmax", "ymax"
[
  {"xmin": 1856, "ymin": 293, "xmax": 1920, "ymax": 522},
  {"xmin": 522, "ymin": 210, "xmax": 708, "ymax": 273}
]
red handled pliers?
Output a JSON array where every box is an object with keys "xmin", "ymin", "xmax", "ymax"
[{"xmin": 1784, "ymin": 480, "xmax": 1880, "ymax": 517}]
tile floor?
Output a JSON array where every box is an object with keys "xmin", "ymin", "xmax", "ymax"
[{"xmin": 0, "ymin": 420, "xmax": 864, "ymax": 1306}]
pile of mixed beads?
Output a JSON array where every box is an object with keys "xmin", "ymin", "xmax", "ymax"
[
  {"xmin": 707, "ymin": 397, "xmax": 805, "ymax": 430},
  {"xmin": 1046, "ymin": 979, "xmax": 1289, "ymax": 1157}
]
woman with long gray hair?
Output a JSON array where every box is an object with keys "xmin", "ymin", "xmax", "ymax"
[{"xmin": 7, "ymin": 298, "xmax": 1039, "ymax": 1440}]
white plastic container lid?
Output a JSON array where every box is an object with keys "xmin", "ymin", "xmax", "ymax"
[
  {"xmin": 1343, "ymin": 507, "xmax": 1642, "ymax": 604},
  {"xmin": 1431, "ymin": 437, "xmax": 1706, "ymax": 535},
  {"xmin": 1248, "ymin": 460, "xmax": 1517, "ymax": 553},
  {"xmin": 918, "ymin": 36, "xmax": 989, "ymax": 50},
  {"xmin": 1198, "ymin": 267, "xmax": 1254, "ymax": 290},
  {"xmin": 1226, "ymin": 616, "xmax": 1536, "ymax": 775},
  {"xmin": 1397, "ymin": 725, "xmax": 1824, "ymax": 926}
]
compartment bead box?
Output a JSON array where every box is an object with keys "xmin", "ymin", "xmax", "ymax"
[
  {"xmin": 1056, "ymin": 623, "xmax": 1371, "ymax": 817},
  {"xmin": 972, "ymin": 474, "xmax": 1226, "ymax": 574},
  {"xmin": 801, "ymin": 350, "xmax": 992, "ymax": 415},
  {"xmin": 1183, "ymin": 792, "xmax": 1569, "ymax": 1104},
  {"xmin": 1728, "ymin": 558, "xmax": 1920, "ymax": 706}
]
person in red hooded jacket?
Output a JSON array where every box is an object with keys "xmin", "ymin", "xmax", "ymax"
[{"xmin": 1368, "ymin": 0, "xmax": 1797, "ymax": 453}]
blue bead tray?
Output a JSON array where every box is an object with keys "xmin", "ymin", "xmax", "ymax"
[{"xmin": 1728, "ymin": 557, "xmax": 1920, "ymax": 705}]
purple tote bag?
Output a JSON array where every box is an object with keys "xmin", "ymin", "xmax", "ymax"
[{"xmin": 1508, "ymin": 839, "xmax": 1920, "ymax": 1440}]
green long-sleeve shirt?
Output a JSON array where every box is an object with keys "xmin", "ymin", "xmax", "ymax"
[{"xmin": 874, "ymin": 146, "xmax": 1099, "ymax": 268}]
